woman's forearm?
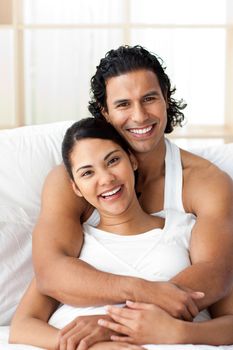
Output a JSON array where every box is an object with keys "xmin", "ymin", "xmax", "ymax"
[
  {"xmin": 9, "ymin": 318, "xmax": 59, "ymax": 350},
  {"xmin": 179, "ymin": 316, "xmax": 233, "ymax": 345}
]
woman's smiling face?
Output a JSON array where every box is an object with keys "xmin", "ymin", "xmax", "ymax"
[{"xmin": 70, "ymin": 138, "xmax": 137, "ymax": 216}]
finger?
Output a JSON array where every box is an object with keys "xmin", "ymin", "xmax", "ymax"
[
  {"xmin": 60, "ymin": 320, "xmax": 77, "ymax": 336},
  {"xmin": 179, "ymin": 306, "xmax": 193, "ymax": 322},
  {"xmin": 59, "ymin": 334, "xmax": 67, "ymax": 350},
  {"xmin": 187, "ymin": 299, "xmax": 200, "ymax": 318},
  {"xmin": 67, "ymin": 333, "xmax": 87, "ymax": 350},
  {"xmin": 107, "ymin": 310, "xmax": 136, "ymax": 328},
  {"xmin": 111, "ymin": 335, "xmax": 134, "ymax": 343},
  {"xmin": 115, "ymin": 344, "xmax": 142, "ymax": 350},
  {"xmin": 77, "ymin": 332, "xmax": 110, "ymax": 350},
  {"xmin": 77, "ymin": 338, "xmax": 89, "ymax": 350},
  {"xmin": 98, "ymin": 318, "xmax": 130, "ymax": 336},
  {"xmin": 60, "ymin": 325, "xmax": 88, "ymax": 350},
  {"xmin": 191, "ymin": 291, "xmax": 205, "ymax": 300},
  {"xmin": 107, "ymin": 305, "xmax": 136, "ymax": 320},
  {"xmin": 125, "ymin": 345, "xmax": 145, "ymax": 350},
  {"xmin": 125, "ymin": 300, "xmax": 154, "ymax": 310}
]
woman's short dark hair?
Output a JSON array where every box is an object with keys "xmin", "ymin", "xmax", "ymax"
[
  {"xmin": 62, "ymin": 117, "xmax": 131, "ymax": 181},
  {"xmin": 88, "ymin": 45, "xmax": 186, "ymax": 133}
]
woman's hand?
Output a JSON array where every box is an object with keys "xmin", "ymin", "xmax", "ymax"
[
  {"xmin": 98, "ymin": 301, "xmax": 184, "ymax": 345},
  {"xmin": 88, "ymin": 341, "xmax": 146, "ymax": 350},
  {"xmin": 58, "ymin": 314, "xmax": 116, "ymax": 350}
]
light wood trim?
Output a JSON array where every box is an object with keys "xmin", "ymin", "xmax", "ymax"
[
  {"xmin": 170, "ymin": 125, "xmax": 233, "ymax": 143},
  {"xmin": 0, "ymin": 0, "xmax": 13, "ymax": 24},
  {"xmin": 13, "ymin": 0, "xmax": 25, "ymax": 127}
]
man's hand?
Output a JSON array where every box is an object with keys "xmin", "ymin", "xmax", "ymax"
[
  {"xmin": 134, "ymin": 281, "xmax": 204, "ymax": 321},
  {"xmin": 58, "ymin": 314, "xmax": 116, "ymax": 350},
  {"xmin": 98, "ymin": 301, "xmax": 183, "ymax": 345}
]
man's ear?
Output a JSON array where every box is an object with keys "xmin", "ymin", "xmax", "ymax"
[
  {"xmin": 101, "ymin": 107, "xmax": 110, "ymax": 123},
  {"xmin": 164, "ymin": 90, "xmax": 169, "ymax": 109},
  {"xmin": 129, "ymin": 152, "xmax": 138, "ymax": 171},
  {"xmin": 72, "ymin": 181, "xmax": 83, "ymax": 197}
]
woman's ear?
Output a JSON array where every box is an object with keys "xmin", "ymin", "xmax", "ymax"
[
  {"xmin": 129, "ymin": 152, "xmax": 138, "ymax": 171},
  {"xmin": 72, "ymin": 181, "xmax": 83, "ymax": 197}
]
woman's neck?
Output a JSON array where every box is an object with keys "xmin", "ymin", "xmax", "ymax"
[{"xmin": 97, "ymin": 194, "xmax": 163, "ymax": 236}]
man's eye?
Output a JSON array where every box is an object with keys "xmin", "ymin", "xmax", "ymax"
[
  {"xmin": 108, "ymin": 157, "xmax": 120, "ymax": 165},
  {"xmin": 144, "ymin": 96, "xmax": 155, "ymax": 102},
  {"xmin": 116, "ymin": 102, "xmax": 129, "ymax": 108}
]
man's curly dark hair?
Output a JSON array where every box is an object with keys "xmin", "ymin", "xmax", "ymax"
[{"xmin": 88, "ymin": 45, "xmax": 186, "ymax": 133}]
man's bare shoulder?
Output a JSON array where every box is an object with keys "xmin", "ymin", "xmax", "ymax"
[
  {"xmin": 40, "ymin": 164, "xmax": 91, "ymax": 221},
  {"xmin": 181, "ymin": 149, "xmax": 233, "ymax": 215}
]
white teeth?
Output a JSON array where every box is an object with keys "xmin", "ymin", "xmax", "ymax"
[
  {"xmin": 101, "ymin": 186, "xmax": 121, "ymax": 198},
  {"xmin": 129, "ymin": 125, "xmax": 153, "ymax": 134}
]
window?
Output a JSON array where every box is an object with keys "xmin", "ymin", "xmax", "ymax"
[{"xmin": 0, "ymin": 0, "xmax": 233, "ymax": 144}]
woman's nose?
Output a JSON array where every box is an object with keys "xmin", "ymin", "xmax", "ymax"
[{"xmin": 98, "ymin": 169, "xmax": 115, "ymax": 186}]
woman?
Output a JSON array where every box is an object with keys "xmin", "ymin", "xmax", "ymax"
[{"xmin": 9, "ymin": 118, "xmax": 233, "ymax": 350}]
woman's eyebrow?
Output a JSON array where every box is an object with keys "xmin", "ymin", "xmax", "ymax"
[
  {"xmin": 76, "ymin": 164, "xmax": 92, "ymax": 173},
  {"xmin": 76, "ymin": 149, "xmax": 120, "ymax": 173},
  {"xmin": 104, "ymin": 149, "xmax": 120, "ymax": 161}
]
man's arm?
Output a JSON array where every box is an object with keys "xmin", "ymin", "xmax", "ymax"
[
  {"xmin": 33, "ymin": 165, "xmax": 199, "ymax": 316},
  {"xmin": 170, "ymin": 159, "xmax": 233, "ymax": 310},
  {"xmin": 33, "ymin": 165, "xmax": 132, "ymax": 305}
]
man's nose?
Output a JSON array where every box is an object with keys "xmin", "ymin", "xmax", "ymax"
[{"xmin": 131, "ymin": 103, "xmax": 148, "ymax": 124}]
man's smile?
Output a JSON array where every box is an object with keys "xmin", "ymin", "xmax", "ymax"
[{"xmin": 126, "ymin": 123, "xmax": 157, "ymax": 137}]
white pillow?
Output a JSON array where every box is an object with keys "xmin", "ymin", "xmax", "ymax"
[
  {"xmin": 0, "ymin": 121, "xmax": 74, "ymax": 215},
  {"xmin": 191, "ymin": 142, "xmax": 233, "ymax": 179},
  {"xmin": 0, "ymin": 206, "xmax": 34, "ymax": 325},
  {"xmin": 0, "ymin": 121, "xmax": 74, "ymax": 326}
]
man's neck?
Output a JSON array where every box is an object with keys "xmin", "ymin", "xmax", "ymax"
[{"xmin": 136, "ymin": 137, "xmax": 166, "ymax": 183}]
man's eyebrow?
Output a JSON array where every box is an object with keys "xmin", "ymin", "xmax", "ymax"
[
  {"xmin": 76, "ymin": 149, "xmax": 120, "ymax": 173},
  {"xmin": 142, "ymin": 90, "xmax": 160, "ymax": 98},
  {"xmin": 113, "ymin": 98, "xmax": 129, "ymax": 106},
  {"xmin": 113, "ymin": 91, "xmax": 160, "ymax": 105}
]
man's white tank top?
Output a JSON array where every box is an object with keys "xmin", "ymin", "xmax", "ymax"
[{"xmin": 49, "ymin": 139, "xmax": 210, "ymax": 329}]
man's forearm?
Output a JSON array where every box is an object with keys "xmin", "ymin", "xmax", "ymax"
[
  {"xmin": 37, "ymin": 254, "xmax": 212, "ymax": 315},
  {"xmin": 37, "ymin": 255, "xmax": 138, "ymax": 306},
  {"xmin": 170, "ymin": 261, "xmax": 232, "ymax": 309}
]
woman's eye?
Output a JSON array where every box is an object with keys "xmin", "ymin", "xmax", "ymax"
[
  {"xmin": 81, "ymin": 170, "xmax": 93, "ymax": 177},
  {"xmin": 108, "ymin": 157, "xmax": 120, "ymax": 165}
]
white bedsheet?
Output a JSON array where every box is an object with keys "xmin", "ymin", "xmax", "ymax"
[{"xmin": 1, "ymin": 326, "xmax": 232, "ymax": 350}]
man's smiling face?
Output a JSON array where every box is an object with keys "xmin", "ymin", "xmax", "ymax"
[{"xmin": 103, "ymin": 69, "xmax": 168, "ymax": 154}]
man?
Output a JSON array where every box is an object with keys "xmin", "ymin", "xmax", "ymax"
[{"xmin": 32, "ymin": 45, "xmax": 233, "ymax": 346}]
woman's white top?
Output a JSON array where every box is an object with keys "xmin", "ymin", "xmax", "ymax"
[{"xmin": 49, "ymin": 139, "xmax": 210, "ymax": 328}]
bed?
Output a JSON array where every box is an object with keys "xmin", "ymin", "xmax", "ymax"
[{"xmin": 0, "ymin": 121, "xmax": 233, "ymax": 349}]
